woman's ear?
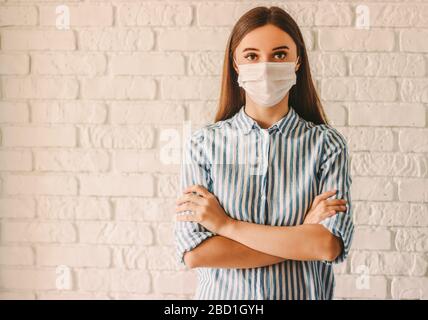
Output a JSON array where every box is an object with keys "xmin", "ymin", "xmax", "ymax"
[{"xmin": 232, "ymin": 57, "xmax": 239, "ymax": 74}]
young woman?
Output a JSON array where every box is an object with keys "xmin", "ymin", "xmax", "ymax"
[{"xmin": 174, "ymin": 6, "xmax": 354, "ymax": 300}]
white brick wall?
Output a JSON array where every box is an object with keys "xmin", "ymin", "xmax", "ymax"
[{"xmin": 0, "ymin": 0, "xmax": 427, "ymax": 300}]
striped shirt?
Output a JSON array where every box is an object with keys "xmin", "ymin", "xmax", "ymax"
[{"xmin": 174, "ymin": 104, "xmax": 354, "ymax": 300}]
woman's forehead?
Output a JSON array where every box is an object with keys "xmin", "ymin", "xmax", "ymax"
[{"xmin": 236, "ymin": 25, "xmax": 296, "ymax": 52}]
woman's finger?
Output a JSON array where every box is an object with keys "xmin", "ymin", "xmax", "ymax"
[
  {"xmin": 325, "ymin": 199, "xmax": 347, "ymax": 206},
  {"xmin": 175, "ymin": 201, "xmax": 199, "ymax": 213},
  {"xmin": 327, "ymin": 204, "xmax": 347, "ymax": 212},
  {"xmin": 312, "ymin": 189, "xmax": 337, "ymax": 207},
  {"xmin": 176, "ymin": 193, "xmax": 205, "ymax": 206},
  {"xmin": 183, "ymin": 184, "xmax": 212, "ymax": 198},
  {"xmin": 320, "ymin": 206, "xmax": 347, "ymax": 220}
]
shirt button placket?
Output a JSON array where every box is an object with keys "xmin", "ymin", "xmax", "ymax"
[
  {"xmin": 261, "ymin": 129, "xmax": 269, "ymax": 175},
  {"xmin": 260, "ymin": 129, "xmax": 270, "ymax": 226}
]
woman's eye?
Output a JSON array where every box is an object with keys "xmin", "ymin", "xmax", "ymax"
[
  {"xmin": 274, "ymin": 52, "xmax": 287, "ymax": 59},
  {"xmin": 244, "ymin": 52, "xmax": 287, "ymax": 61}
]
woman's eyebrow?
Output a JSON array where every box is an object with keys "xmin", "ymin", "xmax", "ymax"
[
  {"xmin": 272, "ymin": 45, "xmax": 289, "ymax": 50},
  {"xmin": 242, "ymin": 45, "xmax": 290, "ymax": 52}
]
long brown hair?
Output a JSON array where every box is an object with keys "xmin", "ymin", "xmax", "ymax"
[{"xmin": 215, "ymin": 6, "xmax": 328, "ymax": 125}]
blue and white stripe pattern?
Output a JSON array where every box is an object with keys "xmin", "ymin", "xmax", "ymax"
[{"xmin": 174, "ymin": 104, "xmax": 354, "ymax": 300}]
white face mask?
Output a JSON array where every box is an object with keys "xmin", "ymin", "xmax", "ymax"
[{"xmin": 234, "ymin": 59, "xmax": 298, "ymax": 108}]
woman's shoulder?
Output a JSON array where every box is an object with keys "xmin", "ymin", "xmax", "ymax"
[
  {"xmin": 298, "ymin": 115, "xmax": 347, "ymax": 142},
  {"xmin": 296, "ymin": 116, "xmax": 349, "ymax": 153},
  {"xmin": 186, "ymin": 119, "xmax": 231, "ymax": 147},
  {"xmin": 191, "ymin": 117, "xmax": 237, "ymax": 139},
  {"xmin": 314, "ymin": 123, "xmax": 349, "ymax": 152}
]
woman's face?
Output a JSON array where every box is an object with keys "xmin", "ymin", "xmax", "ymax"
[{"xmin": 233, "ymin": 24, "xmax": 300, "ymax": 72}]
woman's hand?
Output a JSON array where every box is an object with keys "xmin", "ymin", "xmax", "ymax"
[
  {"xmin": 303, "ymin": 189, "xmax": 347, "ymax": 224},
  {"xmin": 175, "ymin": 184, "xmax": 232, "ymax": 234}
]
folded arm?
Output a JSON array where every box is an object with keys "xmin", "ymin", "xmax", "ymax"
[
  {"xmin": 184, "ymin": 235, "xmax": 285, "ymax": 269},
  {"xmin": 216, "ymin": 220, "xmax": 342, "ymax": 262}
]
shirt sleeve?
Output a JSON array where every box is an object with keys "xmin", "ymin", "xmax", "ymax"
[
  {"xmin": 174, "ymin": 128, "xmax": 216, "ymax": 267},
  {"xmin": 317, "ymin": 127, "xmax": 355, "ymax": 265}
]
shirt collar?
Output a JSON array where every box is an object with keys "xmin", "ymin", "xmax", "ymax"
[{"xmin": 234, "ymin": 105, "xmax": 299, "ymax": 136}]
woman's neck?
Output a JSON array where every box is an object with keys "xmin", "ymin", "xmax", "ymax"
[{"xmin": 244, "ymin": 95, "xmax": 290, "ymax": 129}]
